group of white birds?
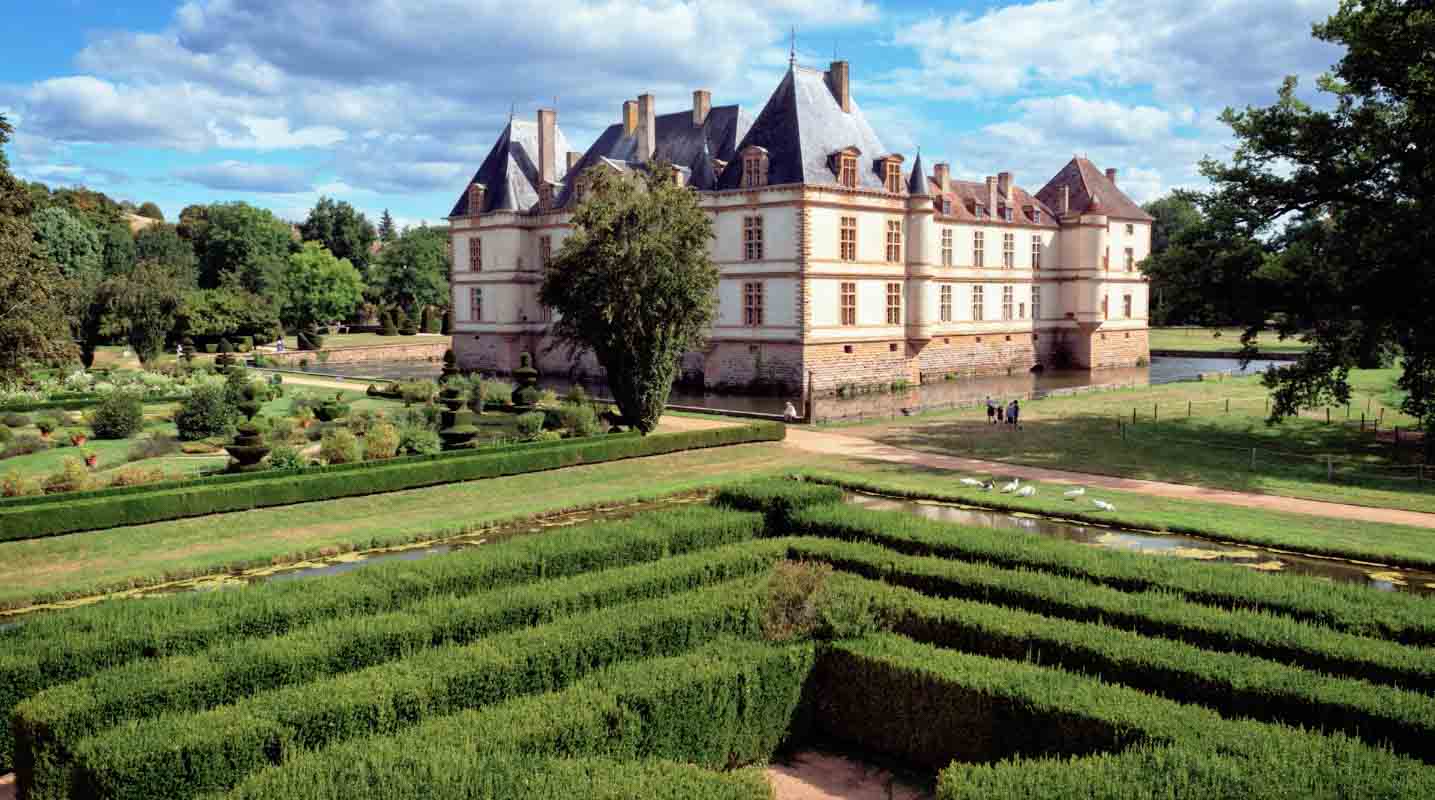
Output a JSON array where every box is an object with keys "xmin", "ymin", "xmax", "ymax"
[{"xmin": 957, "ymin": 477, "xmax": 1116, "ymax": 511}]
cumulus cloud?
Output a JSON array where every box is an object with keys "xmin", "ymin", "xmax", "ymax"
[{"xmin": 174, "ymin": 160, "xmax": 314, "ymax": 193}]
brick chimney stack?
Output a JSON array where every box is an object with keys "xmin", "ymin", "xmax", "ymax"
[
  {"xmin": 567, "ymin": 152, "xmax": 580, "ymax": 171},
  {"xmin": 537, "ymin": 108, "xmax": 556, "ymax": 185},
  {"xmin": 638, "ymin": 93, "xmax": 657, "ymax": 161},
  {"xmin": 985, "ymin": 176, "xmax": 998, "ymax": 216},
  {"xmin": 933, "ymin": 163, "xmax": 950, "ymax": 194},
  {"xmin": 622, "ymin": 100, "xmax": 638, "ymax": 137},
  {"xmin": 826, "ymin": 61, "xmax": 851, "ymax": 113},
  {"xmin": 997, "ymin": 171, "xmax": 1012, "ymax": 200},
  {"xmin": 1060, "ymin": 185, "xmax": 1070, "ymax": 215},
  {"xmin": 692, "ymin": 90, "xmax": 711, "ymax": 126},
  {"xmin": 1106, "ymin": 167, "xmax": 1118, "ymax": 185}
]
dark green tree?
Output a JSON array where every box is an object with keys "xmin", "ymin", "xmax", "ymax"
[
  {"xmin": 540, "ymin": 163, "xmax": 718, "ymax": 433},
  {"xmin": 279, "ymin": 242, "xmax": 366, "ymax": 331},
  {"xmin": 0, "ymin": 114, "xmax": 76, "ymax": 379},
  {"xmin": 378, "ymin": 209, "xmax": 397, "ymax": 243},
  {"xmin": 31, "ymin": 205, "xmax": 103, "ymax": 285},
  {"xmin": 300, "ymin": 196, "xmax": 376, "ymax": 278},
  {"xmin": 137, "ymin": 201, "xmax": 164, "ymax": 221},
  {"xmin": 134, "ymin": 223, "xmax": 199, "ymax": 287},
  {"xmin": 94, "ymin": 261, "xmax": 185, "ymax": 365},
  {"xmin": 1169, "ymin": 0, "xmax": 1435, "ymax": 454},
  {"xmin": 192, "ymin": 202, "xmax": 294, "ymax": 295},
  {"xmin": 369, "ymin": 224, "xmax": 449, "ymax": 312},
  {"xmin": 101, "ymin": 221, "xmax": 136, "ymax": 278}
]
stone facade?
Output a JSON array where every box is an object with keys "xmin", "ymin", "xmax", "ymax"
[{"xmin": 265, "ymin": 341, "xmax": 451, "ymax": 367}]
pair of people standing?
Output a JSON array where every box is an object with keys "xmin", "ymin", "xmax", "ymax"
[{"xmin": 985, "ymin": 396, "xmax": 1021, "ymax": 428}]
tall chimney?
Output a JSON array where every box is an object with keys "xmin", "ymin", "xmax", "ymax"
[
  {"xmin": 637, "ymin": 93, "xmax": 657, "ymax": 161},
  {"xmin": 1059, "ymin": 185, "xmax": 1070, "ymax": 215},
  {"xmin": 826, "ymin": 61, "xmax": 851, "ymax": 113},
  {"xmin": 1105, "ymin": 167, "xmax": 1118, "ymax": 185},
  {"xmin": 692, "ymin": 89, "xmax": 711, "ymax": 126},
  {"xmin": 997, "ymin": 171, "xmax": 1012, "ymax": 200},
  {"xmin": 622, "ymin": 100, "xmax": 638, "ymax": 137},
  {"xmin": 933, "ymin": 163, "xmax": 950, "ymax": 194},
  {"xmin": 567, "ymin": 152, "xmax": 581, "ymax": 171},
  {"xmin": 537, "ymin": 108, "xmax": 556, "ymax": 185},
  {"xmin": 985, "ymin": 176, "xmax": 998, "ymax": 217}
]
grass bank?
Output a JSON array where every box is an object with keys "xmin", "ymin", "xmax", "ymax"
[{"xmin": 1148, "ymin": 326, "xmax": 1311, "ymax": 355}]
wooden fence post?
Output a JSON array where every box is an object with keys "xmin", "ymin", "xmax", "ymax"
[
  {"xmin": 1225, "ymin": 398, "xmax": 1230, "ymax": 413},
  {"xmin": 1154, "ymin": 403, "xmax": 1158, "ymax": 423},
  {"xmin": 1188, "ymin": 401, "xmax": 1192, "ymax": 418},
  {"xmin": 1326, "ymin": 407, "xmax": 1330, "ymax": 424},
  {"xmin": 1132, "ymin": 408, "xmax": 1137, "ymax": 424},
  {"xmin": 1327, "ymin": 456, "xmax": 1333, "ymax": 481}
]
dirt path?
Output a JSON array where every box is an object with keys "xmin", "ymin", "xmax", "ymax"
[
  {"xmin": 785, "ymin": 426, "xmax": 1435, "ymax": 529},
  {"xmin": 264, "ymin": 372, "xmax": 370, "ymax": 392},
  {"xmin": 1, "ymin": 773, "xmax": 13, "ymax": 800},
  {"xmin": 767, "ymin": 752, "xmax": 930, "ymax": 800}
]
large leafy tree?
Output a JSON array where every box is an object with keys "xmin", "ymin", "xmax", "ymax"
[
  {"xmin": 369, "ymin": 224, "xmax": 449, "ymax": 312},
  {"xmin": 0, "ymin": 114, "xmax": 76, "ymax": 379},
  {"xmin": 175, "ymin": 287, "xmax": 280, "ymax": 340},
  {"xmin": 101, "ymin": 221, "xmax": 136, "ymax": 278},
  {"xmin": 1165, "ymin": 0, "xmax": 1435, "ymax": 454},
  {"xmin": 137, "ymin": 201, "xmax": 164, "ymax": 221},
  {"xmin": 279, "ymin": 241, "xmax": 366, "ymax": 331},
  {"xmin": 93, "ymin": 261, "xmax": 185, "ymax": 365},
  {"xmin": 134, "ymin": 223, "xmax": 199, "ymax": 288},
  {"xmin": 378, "ymin": 209, "xmax": 397, "ymax": 243},
  {"xmin": 31, "ymin": 205, "xmax": 103, "ymax": 286},
  {"xmin": 540, "ymin": 164, "xmax": 719, "ymax": 433},
  {"xmin": 1139, "ymin": 192, "xmax": 1205, "ymax": 324},
  {"xmin": 300, "ymin": 196, "xmax": 376, "ymax": 278},
  {"xmin": 192, "ymin": 202, "xmax": 294, "ymax": 295}
]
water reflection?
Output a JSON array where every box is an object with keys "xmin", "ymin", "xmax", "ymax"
[
  {"xmin": 293, "ymin": 356, "xmax": 1286, "ymax": 418},
  {"xmin": 845, "ymin": 493, "xmax": 1435, "ymax": 596}
]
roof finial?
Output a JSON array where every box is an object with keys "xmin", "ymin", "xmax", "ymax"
[
  {"xmin": 509, "ymin": 102, "xmax": 515, "ymax": 122},
  {"xmin": 789, "ymin": 26, "xmax": 797, "ymax": 68}
]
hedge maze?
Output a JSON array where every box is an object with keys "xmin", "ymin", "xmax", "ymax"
[{"xmin": 5, "ymin": 478, "xmax": 1434, "ymax": 798}]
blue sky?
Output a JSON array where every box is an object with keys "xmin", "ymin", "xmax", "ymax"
[{"xmin": 1, "ymin": 0, "xmax": 1344, "ymax": 229}]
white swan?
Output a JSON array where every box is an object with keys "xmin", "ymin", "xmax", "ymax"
[
  {"xmin": 1016, "ymin": 486, "xmax": 1036, "ymax": 497},
  {"xmin": 999, "ymin": 479, "xmax": 1020, "ymax": 493},
  {"xmin": 960, "ymin": 478, "xmax": 983, "ymax": 487},
  {"xmin": 1091, "ymin": 499, "xmax": 1116, "ymax": 512},
  {"xmin": 1063, "ymin": 487, "xmax": 1086, "ymax": 498}
]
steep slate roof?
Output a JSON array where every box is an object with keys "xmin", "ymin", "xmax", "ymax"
[
  {"xmin": 1036, "ymin": 157, "xmax": 1152, "ymax": 221},
  {"xmin": 555, "ymin": 103, "xmax": 751, "ymax": 204},
  {"xmin": 715, "ymin": 66, "xmax": 891, "ymax": 191},
  {"xmin": 924, "ymin": 178, "xmax": 1058, "ymax": 227},
  {"xmin": 907, "ymin": 151, "xmax": 927, "ymax": 195},
  {"xmin": 448, "ymin": 117, "xmax": 573, "ymax": 217}
]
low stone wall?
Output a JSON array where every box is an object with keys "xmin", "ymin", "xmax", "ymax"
[{"xmin": 264, "ymin": 341, "xmax": 450, "ymax": 367}]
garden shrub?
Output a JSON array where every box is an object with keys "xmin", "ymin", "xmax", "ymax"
[
  {"xmin": 515, "ymin": 411, "xmax": 546, "ymax": 439},
  {"xmin": 2, "ymin": 413, "xmax": 27, "ymax": 428},
  {"xmin": 266, "ymin": 445, "xmax": 306, "ymax": 471},
  {"xmin": 127, "ymin": 434, "xmax": 180, "ymax": 462},
  {"xmin": 482, "ymin": 380, "xmax": 513, "ymax": 406},
  {"xmin": 218, "ymin": 338, "xmax": 234, "ymax": 354},
  {"xmin": 347, "ymin": 408, "xmax": 375, "ymax": 437},
  {"xmin": 320, "ymin": 428, "xmax": 361, "ymax": 465},
  {"xmin": 712, "ymin": 478, "xmax": 844, "ymax": 531},
  {"xmin": 267, "ymin": 417, "xmax": 295, "ymax": 445},
  {"xmin": 381, "ymin": 311, "xmax": 398, "ymax": 336},
  {"xmin": 43, "ymin": 457, "xmax": 94, "ymax": 494},
  {"xmin": 174, "ymin": 384, "xmax": 235, "ymax": 441},
  {"xmin": 399, "ymin": 426, "xmax": 441, "ymax": 456},
  {"xmin": 541, "ymin": 407, "xmax": 563, "ymax": 430},
  {"xmin": 364, "ymin": 422, "xmax": 401, "ymax": 460},
  {"xmin": 1, "ymin": 470, "xmax": 41, "ymax": 498},
  {"xmin": 762, "ymin": 560, "xmax": 833, "ymax": 641},
  {"xmin": 107, "ymin": 466, "xmax": 169, "ymax": 488},
  {"xmin": 558, "ymin": 403, "xmax": 600, "ymax": 437},
  {"xmin": 399, "ymin": 380, "xmax": 437, "ymax": 406},
  {"xmin": 34, "ymin": 416, "xmax": 59, "ymax": 436},
  {"xmin": 2, "ymin": 434, "xmax": 50, "ymax": 461},
  {"xmin": 88, "ymin": 391, "xmax": 145, "ymax": 439},
  {"xmin": 0, "ymin": 425, "xmax": 10, "ymax": 445}
]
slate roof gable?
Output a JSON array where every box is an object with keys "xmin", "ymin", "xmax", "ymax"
[
  {"xmin": 1036, "ymin": 157, "xmax": 1153, "ymax": 221},
  {"xmin": 448, "ymin": 118, "xmax": 572, "ymax": 217}
]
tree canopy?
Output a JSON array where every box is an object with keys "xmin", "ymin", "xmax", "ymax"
[
  {"xmin": 369, "ymin": 224, "xmax": 449, "ymax": 312},
  {"xmin": 301, "ymin": 196, "xmax": 376, "ymax": 278},
  {"xmin": 175, "ymin": 287, "xmax": 280, "ymax": 340},
  {"xmin": 279, "ymin": 241, "xmax": 366, "ymax": 331},
  {"xmin": 134, "ymin": 223, "xmax": 199, "ymax": 287},
  {"xmin": 191, "ymin": 202, "xmax": 294, "ymax": 294},
  {"xmin": 137, "ymin": 201, "xmax": 164, "ymax": 221},
  {"xmin": 0, "ymin": 114, "xmax": 76, "ymax": 380},
  {"xmin": 378, "ymin": 209, "xmax": 397, "ymax": 243},
  {"xmin": 93, "ymin": 261, "xmax": 185, "ymax": 364},
  {"xmin": 540, "ymin": 163, "xmax": 719, "ymax": 433},
  {"xmin": 32, "ymin": 205, "xmax": 104, "ymax": 286},
  {"xmin": 1147, "ymin": 0, "xmax": 1435, "ymax": 450}
]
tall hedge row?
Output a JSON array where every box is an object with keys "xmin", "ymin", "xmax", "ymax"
[
  {"xmin": 710, "ymin": 477, "xmax": 845, "ymax": 530},
  {"xmin": 15, "ymin": 541, "xmax": 787, "ymax": 798},
  {"xmin": 817, "ymin": 635, "xmax": 1435, "ymax": 797},
  {"xmin": 218, "ymin": 639, "xmax": 815, "ymax": 800},
  {"xmin": 0, "ymin": 505, "xmax": 764, "ymax": 774},
  {"xmin": 67, "ymin": 580, "xmax": 768, "ymax": 800},
  {"xmin": 783, "ymin": 537, "xmax": 1435, "ymax": 692},
  {"xmin": 830, "ymin": 574, "xmax": 1435, "ymax": 760},
  {"xmin": 0, "ymin": 421, "xmax": 785, "ymax": 541},
  {"xmin": 787, "ymin": 503, "xmax": 1435, "ymax": 646}
]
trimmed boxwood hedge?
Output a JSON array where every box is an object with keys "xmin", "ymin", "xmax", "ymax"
[
  {"xmin": 831, "ymin": 574, "xmax": 1435, "ymax": 761},
  {"xmin": 218, "ymin": 639, "xmax": 815, "ymax": 800},
  {"xmin": 0, "ymin": 421, "xmax": 784, "ymax": 541},
  {"xmin": 67, "ymin": 581, "xmax": 768, "ymax": 800},
  {"xmin": 787, "ymin": 503, "xmax": 1435, "ymax": 646},
  {"xmin": 817, "ymin": 635, "xmax": 1435, "ymax": 798},
  {"xmin": 16, "ymin": 541, "xmax": 788, "ymax": 797},
  {"xmin": 711, "ymin": 477, "xmax": 845, "ymax": 530},
  {"xmin": 0, "ymin": 394, "xmax": 186, "ymax": 413},
  {"xmin": 783, "ymin": 537, "xmax": 1435, "ymax": 693},
  {"xmin": 0, "ymin": 505, "xmax": 764, "ymax": 774}
]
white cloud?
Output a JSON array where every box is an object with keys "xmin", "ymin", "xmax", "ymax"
[
  {"xmin": 174, "ymin": 160, "xmax": 314, "ymax": 193},
  {"xmin": 210, "ymin": 116, "xmax": 347, "ymax": 150}
]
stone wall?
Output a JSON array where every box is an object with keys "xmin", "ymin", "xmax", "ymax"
[
  {"xmin": 913, "ymin": 333, "xmax": 1038, "ymax": 382},
  {"xmin": 702, "ymin": 342, "xmax": 804, "ymax": 393},
  {"xmin": 802, "ymin": 340, "xmax": 915, "ymax": 394},
  {"xmin": 265, "ymin": 340, "xmax": 450, "ymax": 367},
  {"xmin": 1087, "ymin": 328, "xmax": 1150, "ymax": 369}
]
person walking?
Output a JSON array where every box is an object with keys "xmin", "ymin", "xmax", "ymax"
[
  {"xmin": 995, "ymin": 401, "xmax": 1005, "ymax": 424},
  {"xmin": 986, "ymin": 396, "xmax": 996, "ymax": 424},
  {"xmin": 1008, "ymin": 399, "xmax": 1021, "ymax": 429},
  {"xmin": 783, "ymin": 401, "xmax": 799, "ymax": 423}
]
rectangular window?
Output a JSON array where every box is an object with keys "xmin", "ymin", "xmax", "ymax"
[
  {"xmin": 1033, "ymin": 209, "xmax": 1042, "ymax": 224},
  {"xmin": 941, "ymin": 228, "xmax": 953, "ymax": 267},
  {"xmin": 538, "ymin": 301, "xmax": 552, "ymax": 323},
  {"xmin": 885, "ymin": 220, "xmax": 902, "ymax": 263},
  {"xmin": 1124, "ymin": 247, "xmax": 1135, "ymax": 272},
  {"xmin": 942, "ymin": 198, "xmax": 952, "ymax": 216},
  {"xmin": 972, "ymin": 285, "xmax": 984, "ymax": 321},
  {"xmin": 1002, "ymin": 286, "xmax": 1014, "ymax": 320},
  {"xmin": 973, "ymin": 231, "xmax": 985, "ymax": 268},
  {"xmin": 1031, "ymin": 285, "xmax": 1041, "ymax": 321},
  {"xmin": 469, "ymin": 287, "xmax": 483, "ymax": 322},
  {"xmin": 840, "ymin": 281, "xmax": 857, "ymax": 326},
  {"xmin": 743, "ymin": 216, "xmax": 763, "ymax": 261},
  {"xmin": 743, "ymin": 281, "xmax": 764, "ymax": 326},
  {"xmin": 1031, "ymin": 235, "xmax": 1041, "ymax": 269},
  {"xmin": 539, "ymin": 235, "xmax": 552, "ymax": 268},
  {"xmin": 840, "ymin": 155, "xmax": 858, "ymax": 188},
  {"xmin": 1124, "ymin": 294, "xmax": 1133, "ymax": 318},
  {"xmin": 1003, "ymin": 206, "xmax": 1014, "ymax": 222},
  {"xmin": 939, "ymin": 285, "xmax": 952, "ymax": 322},
  {"xmin": 886, "ymin": 282, "xmax": 902, "ymax": 325},
  {"xmin": 1125, "ymin": 223, "xmax": 1135, "ymax": 236},
  {"xmin": 469, "ymin": 237, "xmax": 482, "ymax": 271},
  {"xmin": 840, "ymin": 216, "xmax": 857, "ymax": 261},
  {"xmin": 1002, "ymin": 233, "xmax": 1015, "ymax": 268},
  {"xmin": 743, "ymin": 154, "xmax": 767, "ymax": 188},
  {"xmin": 1102, "ymin": 293, "xmax": 1109, "ymax": 319},
  {"xmin": 885, "ymin": 162, "xmax": 902, "ymax": 193}
]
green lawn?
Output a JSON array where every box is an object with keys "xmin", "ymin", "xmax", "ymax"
[
  {"xmin": 1149, "ymin": 326, "xmax": 1311, "ymax": 354},
  {"xmin": 830, "ymin": 370, "xmax": 1434, "ymax": 514},
  {"xmin": 278, "ymin": 332, "xmax": 451, "ymax": 350}
]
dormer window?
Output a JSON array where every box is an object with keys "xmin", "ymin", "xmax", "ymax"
[
  {"xmin": 1032, "ymin": 209, "xmax": 1042, "ymax": 224},
  {"xmin": 830, "ymin": 147, "xmax": 862, "ymax": 189},
  {"xmin": 976, "ymin": 204, "xmax": 987, "ymax": 218},
  {"xmin": 741, "ymin": 146, "xmax": 769, "ymax": 189},
  {"xmin": 879, "ymin": 154, "xmax": 905, "ymax": 194},
  {"xmin": 467, "ymin": 182, "xmax": 486, "ymax": 217},
  {"xmin": 941, "ymin": 198, "xmax": 952, "ymax": 216},
  {"xmin": 1002, "ymin": 206, "xmax": 1014, "ymax": 223},
  {"xmin": 537, "ymin": 183, "xmax": 555, "ymax": 211}
]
